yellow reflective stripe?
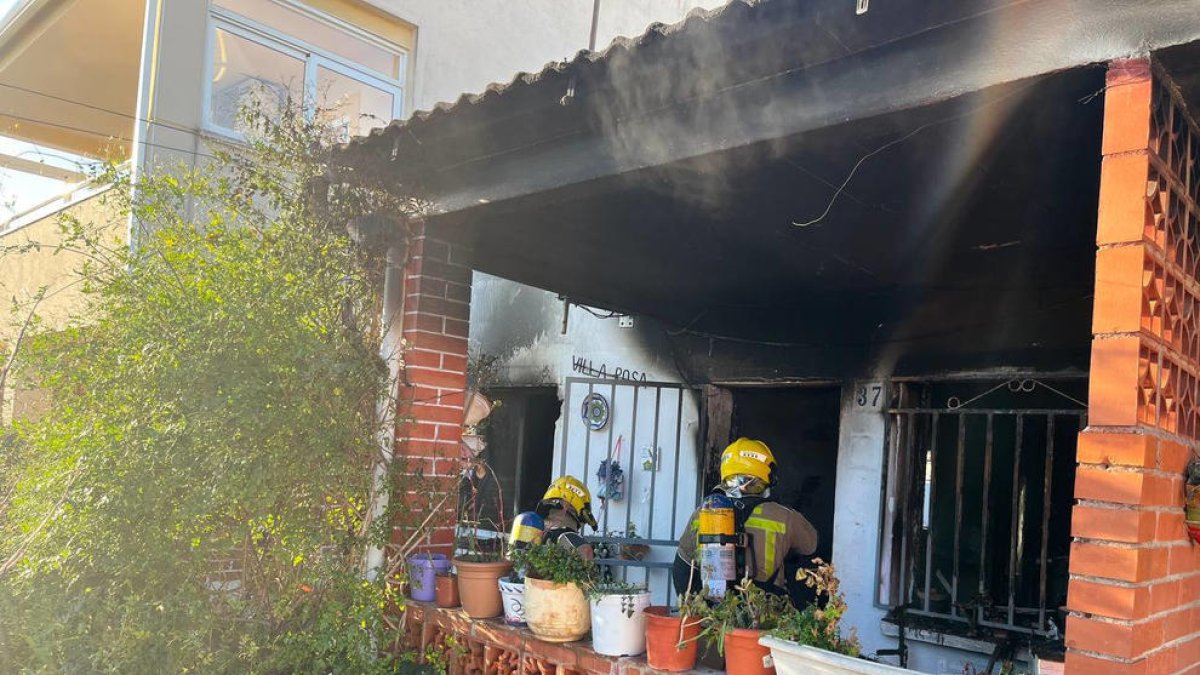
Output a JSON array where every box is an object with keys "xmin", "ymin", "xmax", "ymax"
[
  {"xmin": 744, "ymin": 516, "xmax": 786, "ymax": 576},
  {"xmin": 690, "ymin": 517, "xmax": 700, "ymax": 558}
]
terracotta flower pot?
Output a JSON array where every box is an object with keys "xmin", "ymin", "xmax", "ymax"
[
  {"xmin": 724, "ymin": 628, "xmax": 775, "ymax": 675},
  {"xmin": 644, "ymin": 606, "xmax": 702, "ymax": 672},
  {"xmin": 435, "ymin": 573, "xmax": 460, "ymax": 608},
  {"xmin": 454, "ymin": 558, "xmax": 512, "ymax": 618},
  {"xmin": 524, "ymin": 576, "xmax": 590, "ymax": 642}
]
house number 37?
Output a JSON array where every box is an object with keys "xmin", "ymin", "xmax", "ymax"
[{"xmin": 854, "ymin": 382, "xmax": 883, "ymax": 410}]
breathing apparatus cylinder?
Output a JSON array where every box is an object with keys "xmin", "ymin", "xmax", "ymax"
[{"xmin": 696, "ymin": 494, "xmax": 740, "ymax": 599}]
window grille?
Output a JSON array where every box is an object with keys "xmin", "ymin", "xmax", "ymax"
[{"xmin": 878, "ymin": 378, "xmax": 1085, "ymax": 636}]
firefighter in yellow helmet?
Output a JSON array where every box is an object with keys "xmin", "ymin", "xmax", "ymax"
[
  {"xmin": 673, "ymin": 438, "xmax": 818, "ymax": 600},
  {"xmin": 534, "ymin": 475, "xmax": 597, "ymax": 559}
]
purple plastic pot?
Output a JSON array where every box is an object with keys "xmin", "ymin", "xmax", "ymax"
[{"xmin": 408, "ymin": 553, "xmax": 450, "ymax": 602}]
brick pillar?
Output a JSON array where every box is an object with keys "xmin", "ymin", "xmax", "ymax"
[
  {"xmin": 1067, "ymin": 59, "xmax": 1200, "ymax": 674},
  {"xmin": 391, "ymin": 230, "xmax": 471, "ymax": 556}
]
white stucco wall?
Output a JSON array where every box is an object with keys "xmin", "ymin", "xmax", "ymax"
[{"xmin": 833, "ymin": 385, "xmax": 890, "ymax": 657}]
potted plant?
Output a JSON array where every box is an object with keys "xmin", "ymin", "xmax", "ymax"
[
  {"xmin": 498, "ymin": 574, "xmax": 526, "ymax": 625},
  {"xmin": 453, "ymin": 546, "xmax": 511, "ymax": 618},
  {"xmin": 1186, "ymin": 461, "xmax": 1200, "ymax": 545},
  {"xmin": 694, "ymin": 581, "xmax": 795, "ymax": 675},
  {"xmin": 587, "ymin": 580, "xmax": 651, "ymax": 656},
  {"xmin": 761, "ymin": 560, "xmax": 913, "ymax": 674},
  {"xmin": 453, "ymin": 454, "xmax": 512, "ymax": 619},
  {"xmin": 644, "ymin": 566, "xmax": 706, "ymax": 671},
  {"xmin": 435, "ymin": 568, "xmax": 460, "ymax": 608},
  {"xmin": 512, "ymin": 542, "xmax": 597, "ymax": 642}
]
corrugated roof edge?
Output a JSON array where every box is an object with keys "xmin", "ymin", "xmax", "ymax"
[{"xmin": 341, "ymin": 0, "xmax": 757, "ymax": 152}]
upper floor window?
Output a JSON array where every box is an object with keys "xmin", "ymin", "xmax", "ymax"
[{"xmin": 206, "ymin": 0, "xmax": 406, "ymax": 141}]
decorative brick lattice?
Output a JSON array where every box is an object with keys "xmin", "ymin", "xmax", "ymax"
[
  {"xmin": 1069, "ymin": 59, "xmax": 1200, "ymax": 674},
  {"xmin": 484, "ymin": 644, "xmax": 522, "ymax": 675},
  {"xmin": 1134, "ymin": 83, "xmax": 1200, "ymax": 440}
]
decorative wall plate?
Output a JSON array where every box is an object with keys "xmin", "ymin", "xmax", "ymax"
[{"xmin": 581, "ymin": 392, "xmax": 610, "ymax": 431}]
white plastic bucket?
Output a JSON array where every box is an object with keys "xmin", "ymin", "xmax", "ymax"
[
  {"xmin": 589, "ymin": 590, "xmax": 651, "ymax": 656},
  {"xmin": 498, "ymin": 576, "xmax": 525, "ymax": 625}
]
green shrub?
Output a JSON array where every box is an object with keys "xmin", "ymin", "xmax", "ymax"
[{"xmin": 0, "ymin": 104, "xmax": 430, "ymax": 673}]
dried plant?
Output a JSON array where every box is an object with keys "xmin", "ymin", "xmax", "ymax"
[{"xmin": 772, "ymin": 558, "xmax": 862, "ymax": 657}]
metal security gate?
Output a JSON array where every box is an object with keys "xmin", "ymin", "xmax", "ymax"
[
  {"xmin": 880, "ymin": 378, "xmax": 1086, "ymax": 636},
  {"xmin": 559, "ymin": 377, "xmax": 700, "ymax": 606}
]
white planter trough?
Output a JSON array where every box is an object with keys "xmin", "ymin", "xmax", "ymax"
[
  {"xmin": 588, "ymin": 590, "xmax": 651, "ymax": 657},
  {"xmin": 759, "ymin": 636, "xmax": 918, "ymax": 675}
]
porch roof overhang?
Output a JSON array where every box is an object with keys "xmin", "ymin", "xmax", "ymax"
[
  {"xmin": 336, "ymin": 0, "xmax": 1200, "ymax": 379},
  {"xmin": 0, "ymin": 0, "xmax": 143, "ymax": 159}
]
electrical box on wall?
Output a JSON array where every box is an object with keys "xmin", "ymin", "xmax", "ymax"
[{"xmin": 618, "ymin": 316, "xmax": 634, "ymax": 328}]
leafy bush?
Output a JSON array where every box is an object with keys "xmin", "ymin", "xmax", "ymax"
[{"xmin": 0, "ymin": 104, "xmax": 431, "ymax": 673}]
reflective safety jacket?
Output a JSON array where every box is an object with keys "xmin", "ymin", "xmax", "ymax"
[{"xmin": 674, "ymin": 496, "xmax": 818, "ymax": 594}]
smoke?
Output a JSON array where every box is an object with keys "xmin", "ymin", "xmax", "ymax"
[{"xmin": 581, "ymin": 1, "xmax": 826, "ymax": 212}]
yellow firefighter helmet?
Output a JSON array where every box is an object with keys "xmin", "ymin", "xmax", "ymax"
[
  {"xmin": 719, "ymin": 438, "xmax": 776, "ymax": 484},
  {"xmin": 539, "ymin": 475, "xmax": 597, "ymax": 529}
]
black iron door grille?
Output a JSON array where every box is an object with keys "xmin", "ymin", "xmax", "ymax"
[{"xmin": 879, "ymin": 378, "xmax": 1086, "ymax": 636}]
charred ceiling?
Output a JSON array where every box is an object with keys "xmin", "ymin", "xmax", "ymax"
[
  {"xmin": 430, "ymin": 67, "xmax": 1104, "ymax": 380},
  {"xmin": 1158, "ymin": 41, "xmax": 1200, "ymax": 123}
]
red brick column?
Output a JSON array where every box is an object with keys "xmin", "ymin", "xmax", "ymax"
[
  {"xmin": 1067, "ymin": 59, "xmax": 1200, "ymax": 674},
  {"xmin": 392, "ymin": 231, "xmax": 471, "ymax": 555}
]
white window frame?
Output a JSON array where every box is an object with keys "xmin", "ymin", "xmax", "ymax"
[{"xmin": 203, "ymin": 0, "xmax": 407, "ymax": 141}]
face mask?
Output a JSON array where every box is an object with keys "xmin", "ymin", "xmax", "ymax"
[{"xmin": 721, "ymin": 475, "xmax": 766, "ymax": 499}]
